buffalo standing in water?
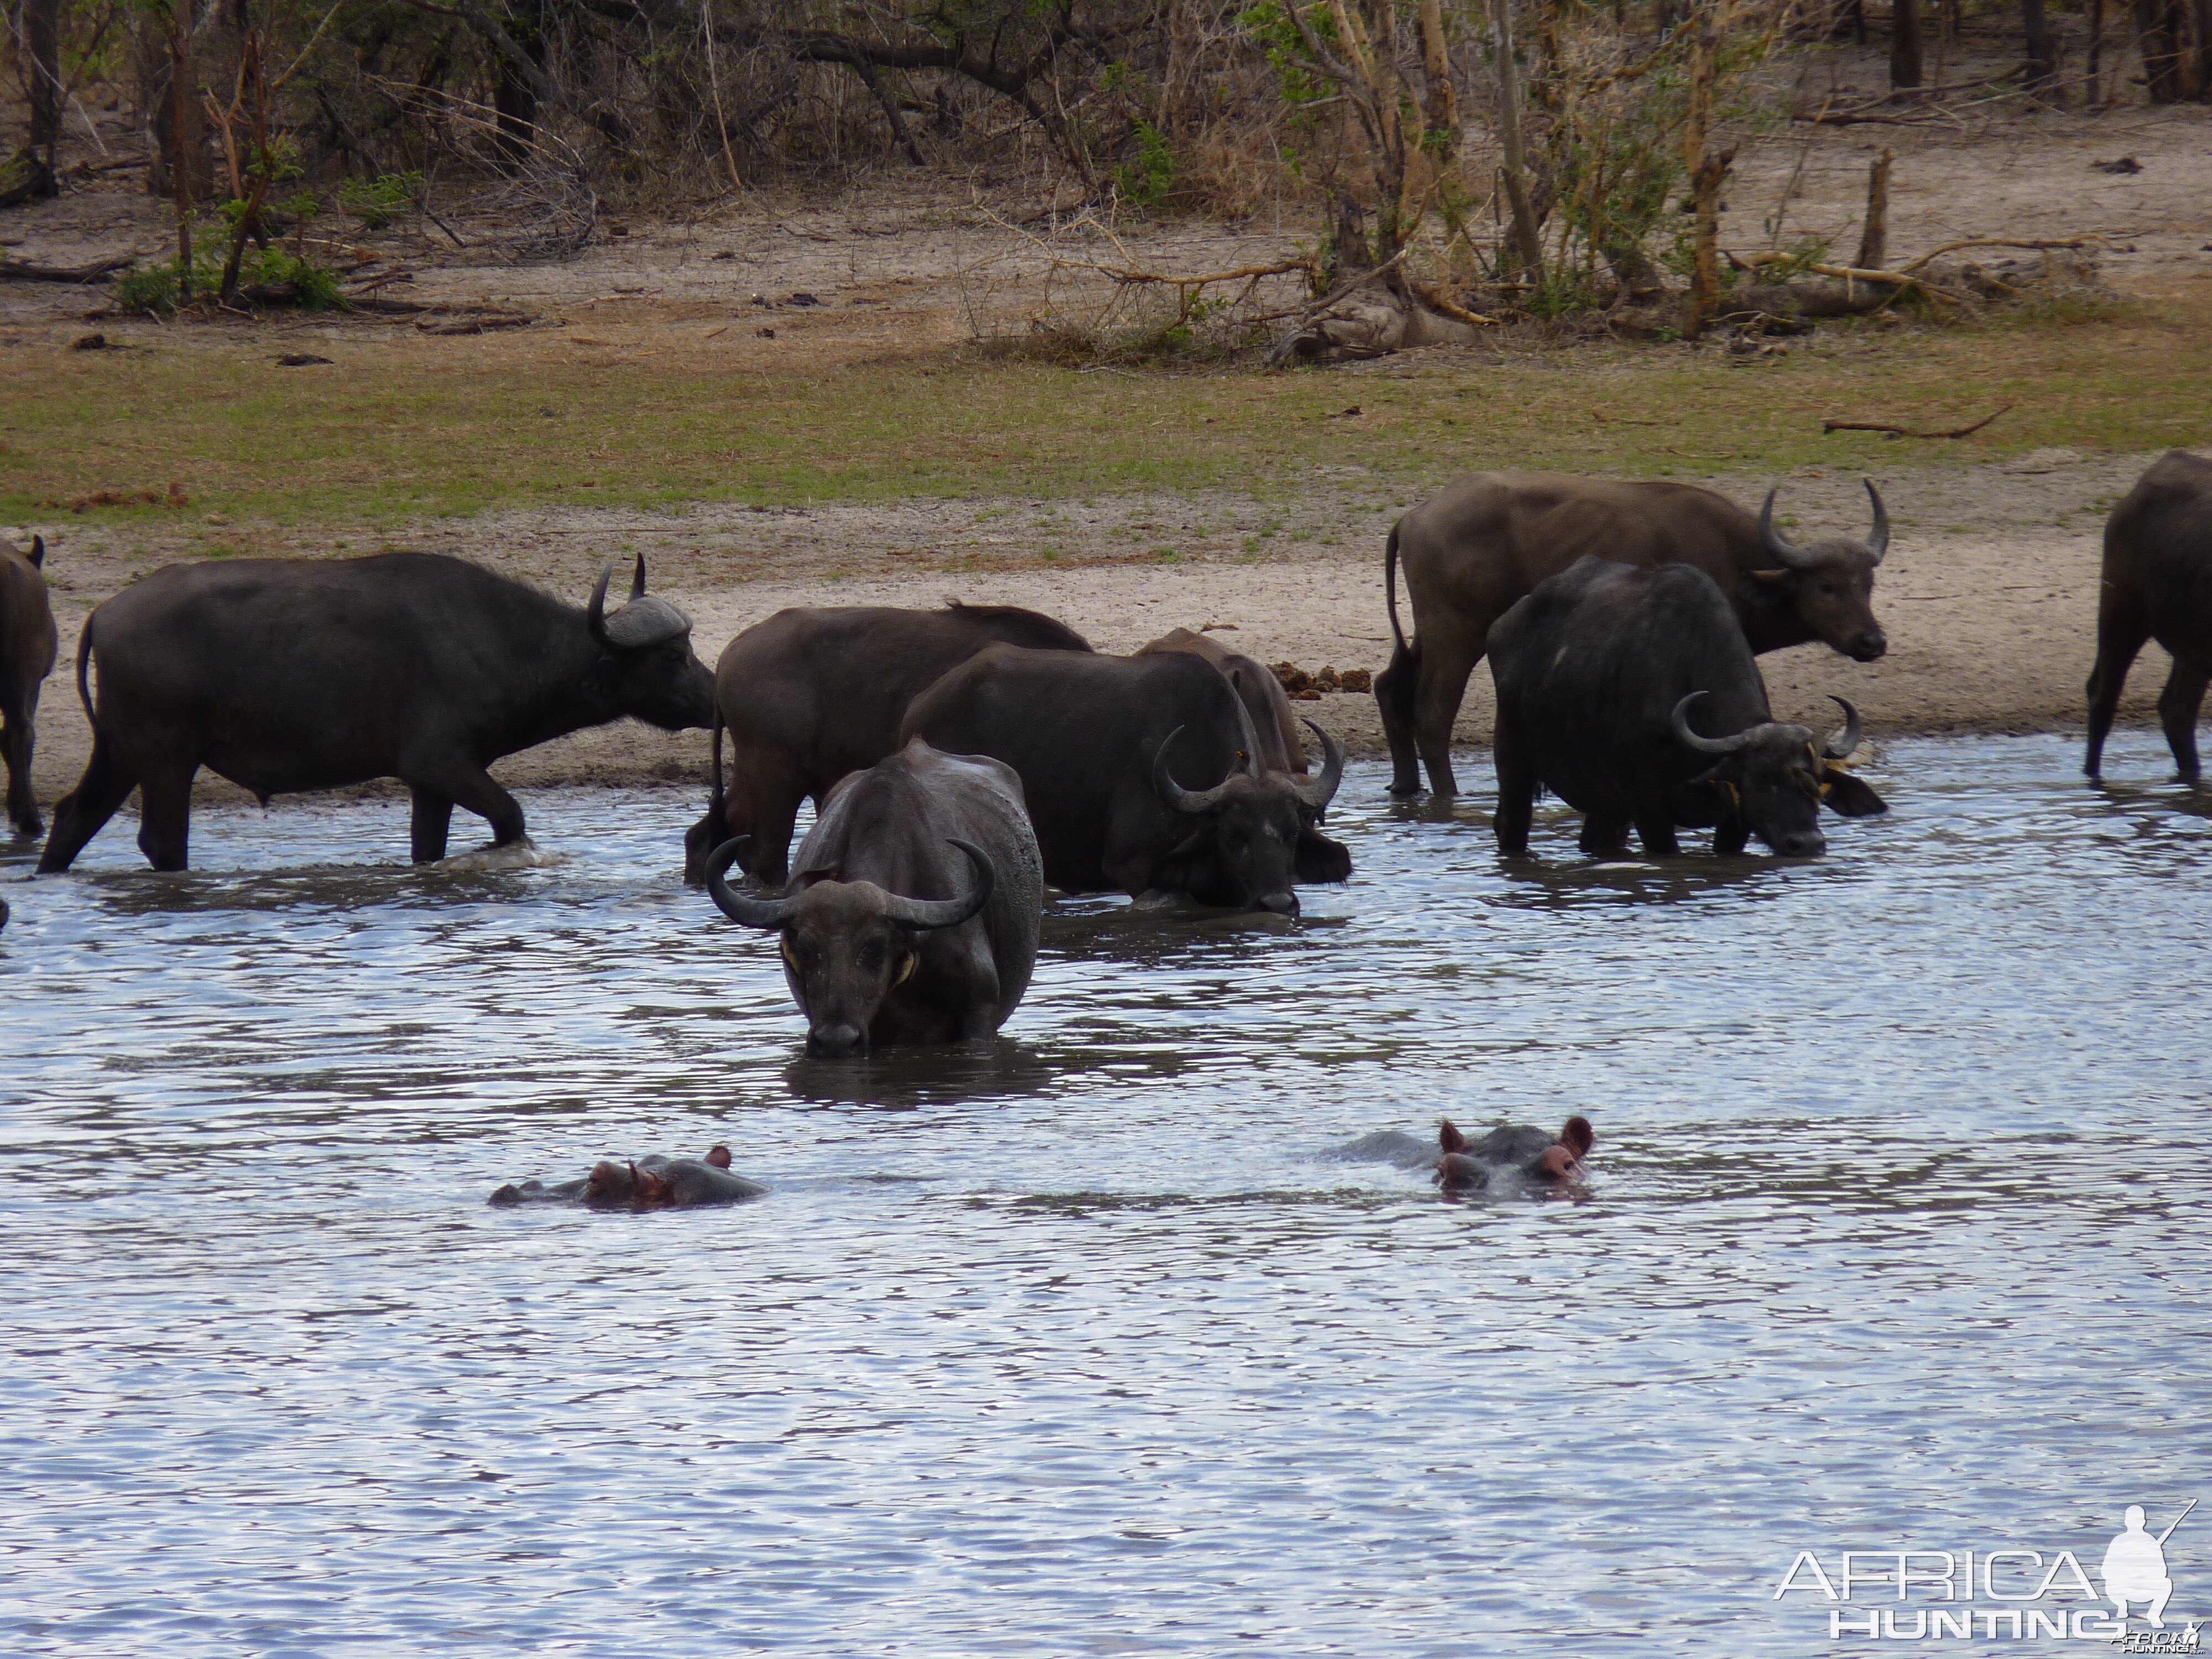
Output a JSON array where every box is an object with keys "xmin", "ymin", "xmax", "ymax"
[
  {"xmin": 1488, "ymin": 557, "xmax": 1886, "ymax": 858},
  {"xmin": 684, "ymin": 601, "xmax": 1091, "ymax": 886},
  {"xmin": 1378, "ymin": 471, "xmax": 1891, "ymax": 796},
  {"xmin": 38, "ymin": 552, "xmax": 713, "ymax": 872},
  {"xmin": 2085, "ymin": 450, "xmax": 2212, "ymax": 783},
  {"xmin": 1, "ymin": 534, "xmax": 58, "ymax": 838},
  {"xmin": 901, "ymin": 645, "xmax": 1347, "ymax": 916},
  {"xmin": 704, "ymin": 740, "xmax": 1042, "ymax": 1055}
]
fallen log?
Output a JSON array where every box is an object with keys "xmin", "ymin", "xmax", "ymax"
[
  {"xmin": 0, "ymin": 254, "xmax": 135, "ymax": 284},
  {"xmin": 1822, "ymin": 404, "xmax": 2013, "ymax": 439}
]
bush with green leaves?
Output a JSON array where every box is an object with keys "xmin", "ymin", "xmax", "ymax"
[
  {"xmin": 115, "ymin": 244, "xmax": 346, "ymax": 315},
  {"xmin": 338, "ymin": 171, "xmax": 425, "ymax": 231}
]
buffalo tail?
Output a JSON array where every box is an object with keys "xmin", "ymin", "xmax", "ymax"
[
  {"xmin": 1384, "ymin": 521, "xmax": 1407, "ymax": 653},
  {"xmin": 72, "ymin": 614, "xmax": 100, "ymax": 747}
]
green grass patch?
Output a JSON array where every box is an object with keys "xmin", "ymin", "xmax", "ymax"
[{"xmin": 3, "ymin": 304, "xmax": 2206, "ymax": 537}]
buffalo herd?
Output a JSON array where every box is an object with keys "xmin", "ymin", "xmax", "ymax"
[{"xmin": 3, "ymin": 450, "xmax": 2211, "ymax": 1063}]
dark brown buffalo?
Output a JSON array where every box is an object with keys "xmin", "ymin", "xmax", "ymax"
[
  {"xmin": 702, "ymin": 739, "xmax": 1042, "ymax": 1056},
  {"xmin": 2085, "ymin": 450, "xmax": 2212, "ymax": 782},
  {"xmin": 1378, "ymin": 471, "xmax": 1891, "ymax": 796},
  {"xmin": 38, "ymin": 551, "xmax": 713, "ymax": 873},
  {"xmin": 901, "ymin": 645, "xmax": 1345, "ymax": 916},
  {"xmin": 684, "ymin": 601, "xmax": 1091, "ymax": 887},
  {"xmin": 489, "ymin": 1145, "xmax": 767, "ymax": 1209},
  {"xmin": 1488, "ymin": 557, "xmax": 1886, "ymax": 859},
  {"xmin": 1136, "ymin": 627, "xmax": 1307, "ymax": 775},
  {"xmin": 2, "ymin": 534, "xmax": 58, "ymax": 838}
]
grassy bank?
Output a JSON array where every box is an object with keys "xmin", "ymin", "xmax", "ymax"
[{"xmin": 9, "ymin": 301, "xmax": 2209, "ymax": 541}]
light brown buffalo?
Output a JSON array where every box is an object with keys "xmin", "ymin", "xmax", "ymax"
[
  {"xmin": 2085, "ymin": 450, "xmax": 2212, "ymax": 784},
  {"xmin": 1, "ymin": 534, "xmax": 58, "ymax": 838},
  {"xmin": 1135, "ymin": 627, "xmax": 1306, "ymax": 776},
  {"xmin": 1375, "ymin": 472, "xmax": 1891, "ymax": 796}
]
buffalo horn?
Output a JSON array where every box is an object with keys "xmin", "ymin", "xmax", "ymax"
[
  {"xmin": 1863, "ymin": 478, "xmax": 1890, "ymax": 564},
  {"xmin": 1290, "ymin": 719, "xmax": 1345, "ymax": 810},
  {"xmin": 1758, "ymin": 486, "xmax": 1815, "ymax": 571},
  {"xmin": 879, "ymin": 839, "xmax": 996, "ymax": 931},
  {"xmin": 1670, "ymin": 691, "xmax": 1756, "ymax": 757},
  {"xmin": 587, "ymin": 560, "xmax": 617, "ymax": 648},
  {"xmin": 629, "ymin": 550, "xmax": 648, "ymax": 599},
  {"xmin": 1154, "ymin": 726, "xmax": 1236, "ymax": 813},
  {"xmin": 1823, "ymin": 695, "xmax": 1863, "ymax": 761},
  {"xmin": 587, "ymin": 555, "xmax": 691, "ymax": 651},
  {"xmin": 704, "ymin": 836, "xmax": 800, "ymax": 929}
]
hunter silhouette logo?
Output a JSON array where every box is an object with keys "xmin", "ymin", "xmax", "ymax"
[{"xmin": 1773, "ymin": 1500, "xmax": 2198, "ymax": 1644}]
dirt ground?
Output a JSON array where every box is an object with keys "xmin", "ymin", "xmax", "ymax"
[{"xmin": 5, "ymin": 58, "xmax": 2211, "ymax": 810}]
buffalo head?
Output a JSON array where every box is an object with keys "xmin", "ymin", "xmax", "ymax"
[
  {"xmin": 1151, "ymin": 719, "xmax": 1344, "ymax": 916},
  {"xmin": 705, "ymin": 834, "xmax": 994, "ymax": 1056},
  {"xmin": 1671, "ymin": 693, "xmax": 1884, "ymax": 857},
  {"xmin": 585, "ymin": 554, "xmax": 717, "ymax": 729},
  {"xmin": 1752, "ymin": 479, "xmax": 1890, "ymax": 662}
]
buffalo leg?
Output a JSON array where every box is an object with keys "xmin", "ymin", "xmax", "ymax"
[
  {"xmin": 1713, "ymin": 818, "xmax": 1750, "ymax": 856},
  {"xmin": 2084, "ymin": 609, "xmax": 2148, "ymax": 778},
  {"xmin": 1578, "ymin": 812, "xmax": 1630, "ymax": 858},
  {"xmin": 1412, "ymin": 640, "xmax": 1480, "ymax": 797},
  {"xmin": 2157, "ymin": 659, "xmax": 2209, "ymax": 783},
  {"xmin": 1634, "ymin": 813, "xmax": 1682, "ymax": 857},
  {"xmin": 0, "ymin": 688, "xmax": 38, "ymax": 837},
  {"xmin": 410, "ymin": 789, "xmax": 456, "ymax": 863},
  {"xmin": 135, "ymin": 763, "xmax": 196, "ymax": 872},
  {"xmin": 421, "ymin": 764, "xmax": 526, "ymax": 848},
  {"xmin": 36, "ymin": 740, "xmax": 134, "ymax": 873},
  {"xmin": 733, "ymin": 765, "xmax": 808, "ymax": 886},
  {"xmin": 1491, "ymin": 716, "xmax": 1536, "ymax": 855},
  {"xmin": 1375, "ymin": 642, "xmax": 1423, "ymax": 796}
]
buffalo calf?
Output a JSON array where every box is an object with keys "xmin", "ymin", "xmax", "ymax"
[
  {"xmin": 39, "ymin": 551, "xmax": 714, "ymax": 872},
  {"xmin": 2086, "ymin": 450, "xmax": 2212, "ymax": 782}
]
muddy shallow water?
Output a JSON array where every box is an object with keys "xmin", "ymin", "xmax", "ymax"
[{"xmin": 3, "ymin": 738, "xmax": 2208, "ymax": 1657}]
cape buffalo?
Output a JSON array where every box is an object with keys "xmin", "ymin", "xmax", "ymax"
[
  {"xmin": 38, "ymin": 551, "xmax": 713, "ymax": 873},
  {"xmin": 2085, "ymin": 450, "xmax": 2212, "ymax": 782},
  {"xmin": 1488, "ymin": 557, "xmax": 1886, "ymax": 858},
  {"xmin": 1378, "ymin": 471, "xmax": 1891, "ymax": 795},
  {"xmin": 490, "ymin": 1146, "xmax": 766, "ymax": 1209},
  {"xmin": 900, "ymin": 645, "xmax": 1347, "ymax": 915},
  {"xmin": 2, "ymin": 534, "xmax": 58, "ymax": 838},
  {"xmin": 1137, "ymin": 627, "xmax": 1351, "ymax": 881},
  {"xmin": 684, "ymin": 601, "xmax": 1091, "ymax": 887},
  {"xmin": 703, "ymin": 739, "xmax": 1042, "ymax": 1055}
]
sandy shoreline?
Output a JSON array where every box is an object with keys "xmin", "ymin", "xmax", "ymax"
[{"xmin": 10, "ymin": 446, "xmax": 2194, "ymax": 815}]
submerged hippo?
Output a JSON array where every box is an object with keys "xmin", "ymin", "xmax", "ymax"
[
  {"xmin": 1331, "ymin": 1115, "xmax": 1595, "ymax": 1196},
  {"xmin": 489, "ymin": 1145, "xmax": 765, "ymax": 1211}
]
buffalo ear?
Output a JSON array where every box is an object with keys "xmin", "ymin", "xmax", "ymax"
[
  {"xmin": 1823, "ymin": 770, "xmax": 1888, "ymax": 817},
  {"xmin": 1438, "ymin": 1119, "xmax": 1468, "ymax": 1155},
  {"xmin": 28, "ymin": 534, "xmax": 45, "ymax": 569},
  {"xmin": 1293, "ymin": 829, "xmax": 1353, "ymax": 885},
  {"xmin": 1747, "ymin": 567, "xmax": 1790, "ymax": 586}
]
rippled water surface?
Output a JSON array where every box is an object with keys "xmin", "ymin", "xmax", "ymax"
[{"xmin": 4, "ymin": 737, "xmax": 2209, "ymax": 1657}]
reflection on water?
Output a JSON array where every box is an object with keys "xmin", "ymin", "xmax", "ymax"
[{"xmin": 2, "ymin": 735, "xmax": 2209, "ymax": 1658}]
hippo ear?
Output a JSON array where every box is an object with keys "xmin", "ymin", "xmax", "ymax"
[
  {"xmin": 705, "ymin": 1145, "xmax": 732, "ymax": 1170},
  {"xmin": 1438, "ymin": 1119, "xmax": 1468, "ymax": 1154},
  {"xmin": 1561, "ymin": 1116, "xmax": 1595, "ymax": 1157},
  {"xmin": 1436, "ymin": 1153, "xmax": 1485, "ymax": 1194}
]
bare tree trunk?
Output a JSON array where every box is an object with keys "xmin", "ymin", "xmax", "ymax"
[
  {"xmin": 1417, "ymin": 0, "xmax": 1459, "ymax": 145},
  {"xmin": 1491, "ymin": 0, "xmax": 1546, "ymax": 279},
  {"xmin": 2022, "ymin": 0, "xmax": 2058, "ymax": 92},
  {"xmin": 492, "ymin": 0, "xmax": 547, "ymax": 169},
  {"xmin": 2197, "ymin": 0, "xmax": 2212, "ymax": 96},
  {"xmin": 2137, "ymin": 0, "xmax": 2185, "ymax": 100},
  {"xmin": 171, "ymin": 0, "xmax": 195, "ymax": 302},
  {"xmin": 1684, "ymin": 0, "xmax": 1735, "ymax": 336},
  {"xmin": 2088, "ymin": 0, "xmax": 2107, "ymax": 102},
  {"xmin": 1891, "ymin": 0, "xmax": 1924, "ymax": 87},
  {"xmin": 1854, "ymin": 148, "xmax": 1891, "ymax": 270},
  {"xmin": 24, "ymin": 0, "xmax": 62, "ymax": 194}
]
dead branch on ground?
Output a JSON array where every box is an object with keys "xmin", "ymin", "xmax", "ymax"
[{"xmin": 1822, "ymin": 404, "xmax": 2013, "ymax": 439}]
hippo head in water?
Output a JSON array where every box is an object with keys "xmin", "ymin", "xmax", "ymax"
[{"xmin": 1435, "ymin": 1115, "xmax": 1595, "ymax": 1195}]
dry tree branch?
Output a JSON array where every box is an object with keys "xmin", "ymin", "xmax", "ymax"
[{"xmin": 1822, "ymin": 404, "xmax": 2013, "ymax": 439}]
